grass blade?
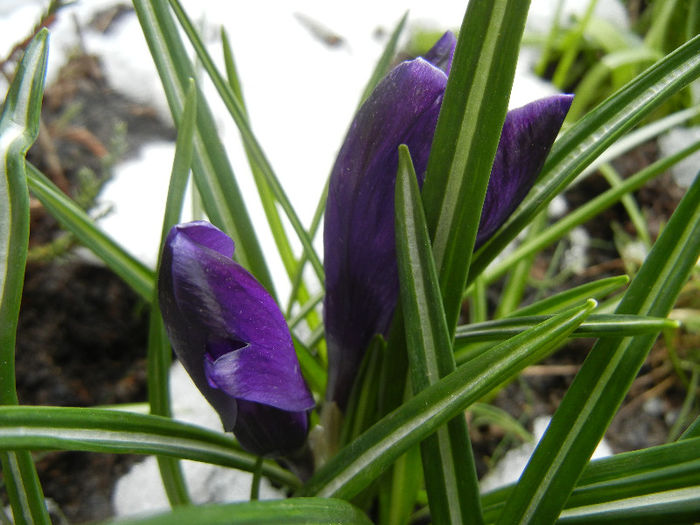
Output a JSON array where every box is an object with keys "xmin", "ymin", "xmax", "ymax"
[
  {"xmin": 455, "ymin": 314, "xmax": 678, "ymax": 343},
  {"xmin": 395, "ymin": 146, "xmax": 482, "ymax": 524},
  {"xmin": 482, "ymin": 437, "xmax": 700, "ymax": 522},
  {"xmin": 421, "ymin": 0, "xmax": 532, "ymax": 334},
  {"xmin": 479, "ymin": 138, "xmax": 700, "ymax": 285},
  {"xmin": 132, "ymin": 0, "xmax": 275, "ymax": 296},
  {"xmin": 26, "ymin": 164, "xmax": 154, "ymax": 300},
  {"xmin": 357, "ymin": 12, "xmax": 408, "ymax": 108},
  {"xmin": 301, "ymin": 301, "xmax": 595, "ymax": 499},
  {"xmin": 496, "ymin": 171, "xmax": 700, "ymax": 523},
  {"xmin": 471, "ymin": 33, "xmax": 700, "ymax": 285},
  {"xmin": 0, "ymin": 31, "xmax": 48, "ymax": 406},
  {"xmin": 509, "ymin": 276, "xmax": 629, "ymax": 317},
  {"xmin": 556, "ymin": 487, "xmax": 700, "ymax": 524},
  {"xmin": 167, "ymin": 0, "xmax": 324, "ymax": 283},
  {"xmin": 97, "ymin": 498, "xmax": 371, "ymax": 525},
  {"xmin": 0, "ymin": 406, "xmax": 298, "ymax": 489},
  {"xmin": 147, "ymin": 78, "xmax": 198, "ymax": 507},
  {"xmin": 0, "ymin": 30, "xmax": 51, "ymax": 525}
]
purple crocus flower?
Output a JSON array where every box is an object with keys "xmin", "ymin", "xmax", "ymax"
[
  {"xmin": 324, "ymin": 31, "xmax": 573, "ymax": 408},
  {"xmin": 158, "ymin": 221, "xmax": 315, "ymax": 457}
]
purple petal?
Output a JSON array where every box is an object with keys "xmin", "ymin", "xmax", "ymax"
[
  {"xmin": 158, "ymin": 221, "xmax": 314, "ymax": 443},
  {"xmin": 322, "ymin": 30, "xmax": 572, "ymax": 411},
  {"xmin": 423, "ymin": 31, "xmax": 457, "ymax": 74},
  {"xmin": 323, "ymin": 58, "xmax": 447, "ymax": 408},
  {"xmin": 476, "ymin": 94, "xmax": 574, "ymax": 247},
  {"xmin": 205, "ymin": 344, "xmax": 313, "ymax": 411},
  {"xmin": 159, "ymin": 223, "xmax": 239, "ymax": 431},
  {"xmin": 233, "ymin": 400, "xmax": 309, "ymax": 457}
]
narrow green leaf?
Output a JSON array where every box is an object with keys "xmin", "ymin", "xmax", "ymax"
[
  {"xmin": 291, "ymin": 335, "xmax": 326, "ymax": 395},
  {"xmin": 482, "ymin": 437, "xmax": 700, "ymax": 522},
  {"xmin": 471, "ymin": 33, "xmax": 700, "ymax": 285},
  {"xmin": 0, "ymin": 30, "xmax": 51, "ymax": 525},
  {"xmin": 157, "ymin": 79, "xmax": 197, "ymax": 248},
  {"xmin": 0, "ymin": 406, "xmax": 299, "ymax": 489},
  {"xmin": 566, "ymin": 439, "xmax": 700, "ymax": 511},
  {"xmin": 455, "ymin": 314, "xmax": 678, "ymax": 344},
  {"xmin": 494, "ymin": 212, "xmax": 547, "ymax": 318},
  {"xmin": 339, "ymin": 335, "xmax": 384, "ymax": 448},
  {"xmin": 167, "ymin": 0, "xmax": 324, "ymax": 284},
  {"xmin": 148, "ymin": 78, "xmax": 198, "ymax": 507},
  {"xmin": 496, "ymin": 172, "xmax": 700, "ymax": 524},
  {"xmin": 0, "ymin": 452, "xmax": 48, "ymax": 525},
  {"xmin": 557, "ymin": 487, "xmax": 700, "ymax": 524},
  {"xmin": 470, "ymin": 275, "xmax": 488, "ymax": 324},
  {"xmin": 644, "ymin": 0, "xmax": 682, "ymax": 51},
  {"xmin": 551, "ymin": 0, "xmax": 598, "ymax": 88},
  {"xmin": 566, "ymin": 47, "xmax": 662, "ymax": 122},
  {"xmin": 98, "ymin": 498, "xmax": 371, "ymax": 525},
  {"xmin": 395, "ymin": 146, "xmax": 482, "ymax": 524},
  {"xmin": 285, "ymin": 179, "xmax": 328, "ymax": 316},
  {"xmin": 598, "ymin": 163, "xmax": 650, "ymax": 247},
  {"xmin": 132, "ymin": 0, "xmax": 275, "ymax": 296},
  {"xmin": 0, "ymin": 31, "xmax": 47, "ymax": 405},
  {"xmin": 301, "ymin": 301, "xmax": 595, "ymax": 500},
  {"xmin": 288, "ymin": 292, "xmax": 324, "ymax": 329},
  {"xmin": 479, "ymin": 138, "xmax": 700, "ymax": 285},
  {"xmin": 286, "ymin": 12, "xmax": 407, "ymax": 311},
  {"xmin": 422, "ymin": 0, "xmax": 531, "ymax": 334},
  {"xmin": 377, "ymin": 446, "xmax": 422, "ymax": 525},
  {"xmin": 220, "ymin": 27, "xmax": 318, "ymax": 305},
  {"xmin": 509, "ymin": 275, "xmax": 629, "ymax": 316},
  {"xmin": 26, "ymin": 164, "xmax": 154, "ymax": 300},
  {"xmin": 357, "ymin": 12, "xmax": 408, "ymax": 108},
  {"xmin": 679, "ymin": 415, "xmax": 700, "ymax": 440},
  {"xmin": 469, "ymin": 403, "xmax": 532, "ymax": 443},
  {"xmin": 580, "ymin": 104, "xmax": 700, "ymax": 180}
]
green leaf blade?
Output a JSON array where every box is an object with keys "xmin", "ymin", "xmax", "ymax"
[
  {"xmin": 147, "ymin": 78, "xmax": 198, "ymax": 507},
  {"xmin": 0, "ymin": 406, "xmax": 299, "ymax": 489},
  {"xmin": 509, "ymin": 275, "xmax": 629, "ymax": 317},
  {"xmin": 26, "ymin": 165, "xmax": 154, "ymax": 301},
  {"xmin": 455, "ymin": 314, "xmax": 678, "ymax": 344},
  {"xmin": 301, "ymin": 300, "xmax": 595, "ymax": 500},
  {"xmin": 395, "ymin": 146, "xmax": 483, "ymax": 524},
  {"xmin": 166, "ymin": 0, "xmax": 324, "ymax": 285},
  {"xmin": 482, "ymin": 438, "xmax": 700, "ymax": 522},
  {"xmin": 97, "ymin": 498, "xmax": 371, "ymax": 525},
  {"xmin": 471, "ymin": 33, "xmax": 700, "ymax": 283},
  {"xmin": 496, "ymin": 171, "xmax": 700, "ymax": 524},
  {"xmin": 422, "ymin": 0, "xmax": 532, "ymax": 334},
  {"xmin": 0, "ymin": 30, "xmax": 51, "ymax": 525},
  {"xmin": 132, "ymin": 0, "xmax": 276, "ymax": 297}
]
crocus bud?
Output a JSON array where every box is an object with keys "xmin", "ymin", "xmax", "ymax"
[
  {"xmin": 323, "ymin": 31, "xmax": 573, "ymax": 408},
  {"xmin": 158, "ymin": 221, "xmax": 315, "ymax": 457}
]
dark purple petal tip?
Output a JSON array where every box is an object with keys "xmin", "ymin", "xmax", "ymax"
[
  {"xmin": 158, "ymin": 221, "xmax": 314, "ymax": 456},
  {"xmin": 476, "ymin": 94, "xmax": 573, "ymax": 246},
  {"xmin": 423, "ymin": 31, "xmax": 457, "ymax": 74}
]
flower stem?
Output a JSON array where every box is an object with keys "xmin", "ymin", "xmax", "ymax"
[{"xmin": 250, "ymin": 456, "xmax": 264, "ymax": 501}]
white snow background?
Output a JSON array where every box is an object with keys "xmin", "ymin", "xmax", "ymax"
[{"xmin": 1, "ymin": 0, "xmax": 686, "ymax": 517}]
